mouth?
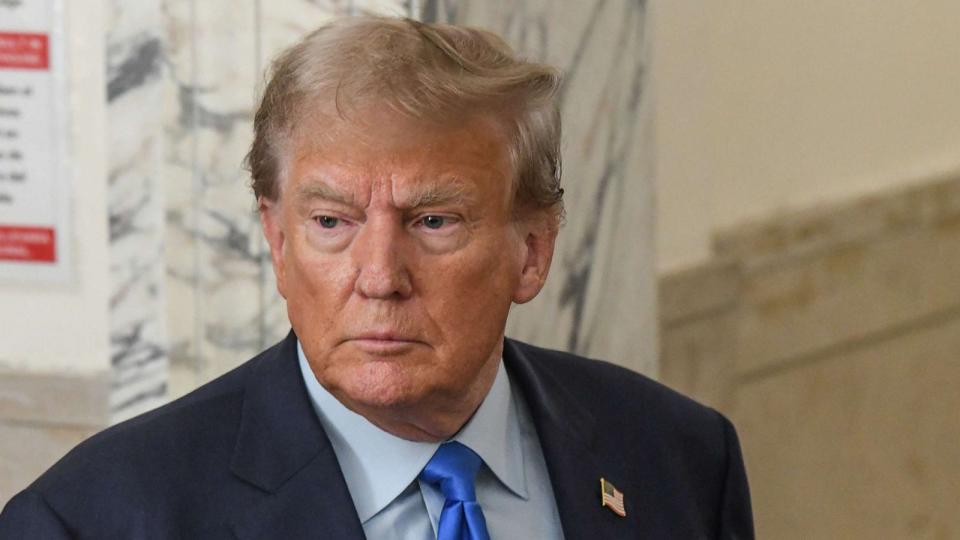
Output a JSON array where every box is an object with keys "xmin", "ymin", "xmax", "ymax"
[{"xmin": 346, "ymin": 333, "xmax": 424, "ymax": 355}]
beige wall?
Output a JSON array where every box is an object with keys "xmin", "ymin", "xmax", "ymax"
[
  {"xmin": 653, "ymin": 2, "xmax": 960, "ymax": 537},
  {"xmin": 651, "ymin": 0, "xmax": 960, "ymax": 273},
  {"xmin": 659, "ymin": 176, "xmax": 960, "ymax": 538}
]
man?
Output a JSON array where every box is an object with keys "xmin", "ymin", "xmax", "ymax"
[{"xmin": 0, "ymin": 16, "xmax": 753, "ymax": 539}]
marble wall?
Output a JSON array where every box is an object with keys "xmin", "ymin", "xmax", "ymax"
[
  {"xmin": 105, "ymin": 0, "xmax": 169, "ymax": 421},
  {"xmin": 162, "ymin": 0, "xmax": 265, "ymax": 395},
  {"xmin": 160, "ymin": 0, "xmax": 656, "ymax": 396}
]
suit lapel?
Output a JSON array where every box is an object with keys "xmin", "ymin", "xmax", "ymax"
[
  {"xmin": 227, "ymin": 332, "xmax": 365, "ymax": 540},
  {"xmin": 504, "ymin": 340, "xmax": 642, "ymax": 539}
]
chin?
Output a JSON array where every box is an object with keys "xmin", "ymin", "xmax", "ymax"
[{"xmin": 336, "ymin": 361, "xmax": 429, "ymax": 411}]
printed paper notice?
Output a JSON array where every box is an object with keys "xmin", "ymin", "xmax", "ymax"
[{"xmin": 0, "ymin": 1, "xmax": 70, "ymax": 281}]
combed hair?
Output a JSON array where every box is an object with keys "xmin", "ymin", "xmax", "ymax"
[{"xmin": 245, "ymin": 16, "xmax": 564, "ymax": 223}]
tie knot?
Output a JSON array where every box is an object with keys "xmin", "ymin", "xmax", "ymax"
[{"xmin": 420, "ymin": 441, "xmax": 483, "ymax": 502}]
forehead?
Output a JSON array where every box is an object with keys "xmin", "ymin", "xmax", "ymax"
[{"xmin": 283, "ymin": 108, "xmax": 514, "ymax": 204}]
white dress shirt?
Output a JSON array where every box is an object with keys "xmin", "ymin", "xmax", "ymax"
[{"xmin": 297, "ymin": 341, "xmax": 564, "ymax": 539}]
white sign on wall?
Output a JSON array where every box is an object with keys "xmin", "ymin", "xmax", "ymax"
[{"xmin": 0, "ymin": 0, "xmax": 71, "ymax": 282}]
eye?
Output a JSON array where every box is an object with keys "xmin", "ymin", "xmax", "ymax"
[
  {"xmin": 315, "ymin": 215, "xmax": 340, "ymax": 229},
  {"xmin": 421, "ymin": 215, "xmax": 446, "ymax": 230}
]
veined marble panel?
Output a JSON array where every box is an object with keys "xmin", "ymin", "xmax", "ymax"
[
  {"xmin": 422, "ymin": 0, "xmax": 657, "ymax": 374},
  {"xmin": 191, "ymin": 0, "xmax": 262, "ymax": 382},
  {"xmin": 160, "ymin": 0, "xmax": 199, "ymax": 396},
  {"xmin": 106, "ymin": 0, "xmax": 169, "ymax": 421},
  {"xmin": 163, "ymin": 0, "xmax": 262, "ymax": 393},
  {"xmin": 258, "ymin": 0, "xmax": 349, "ymax": 72}
]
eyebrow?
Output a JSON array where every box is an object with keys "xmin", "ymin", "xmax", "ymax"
[
  {"xmin": 402, "ymin": 179, "xmax": 475, "ymax": 210},
  {"xmin": 293, "ymin": 177, "xmax": 476, "ymax": 210},
  {"xmin": 294, "ymin": 180, "xmax": 357, "ymax": 207}
]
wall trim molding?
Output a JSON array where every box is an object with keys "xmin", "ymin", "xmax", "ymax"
[
  {"xmin": 0, "ymin": 369, "xmax": 110, "ymax": 429},
  {"xmin": 712, "ymin": 173, "xmax": 960, "ymax": 271}
]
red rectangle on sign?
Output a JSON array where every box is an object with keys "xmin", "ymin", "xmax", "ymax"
[
  {"xmin": 0, "ymin": 32, "xmax": 49, "ymax": 70},
  {"xmin": 0, "ymin": 226, "xmax": 56, "ymax": 262}
]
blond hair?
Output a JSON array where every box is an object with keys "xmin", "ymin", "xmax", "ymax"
[{"xmin": 245, "ymin": 16, "xmax": 564, "ymax": 222}]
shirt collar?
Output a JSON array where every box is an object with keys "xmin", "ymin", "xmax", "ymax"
[
  {"xmin": 297, "ymin": 341, "xmax": 527, "ymax": 523},
  {"xmin": 454, "ymin": 359, "xmax": 528, "ymax": 501}
]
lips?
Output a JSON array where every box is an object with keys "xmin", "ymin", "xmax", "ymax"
[
  {"xmin": 345, "ymin": 331, "xmax": 424, "ymax": 355},
  {"xmin": 350, "ymin": 331, "xmax": 418, "ymax": 342}
]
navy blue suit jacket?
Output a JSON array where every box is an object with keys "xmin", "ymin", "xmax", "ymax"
[{"xmin": 0, "ymin": 332, "xmax": 753, "ymax": 538}]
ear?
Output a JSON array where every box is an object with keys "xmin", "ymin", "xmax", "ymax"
[
  {"xmin": 259, "ymin": 196, "xmax": 288, "ymax": 299},
  {"xmin": 512, "ymin": 215, "xmax": 559, "ymax": 304}
]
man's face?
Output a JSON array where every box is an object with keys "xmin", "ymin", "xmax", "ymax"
[{"xmin": 260, "ymin": 109, "xmax": 555, "ymax": 441}]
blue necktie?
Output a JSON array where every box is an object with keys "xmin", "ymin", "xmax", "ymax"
[{"xmin": 420, "ymin": 442, "xmax": 491, "ymax": 540}]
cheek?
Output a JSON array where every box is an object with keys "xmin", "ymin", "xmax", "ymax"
[
  {"xmin": 282, "ymin": 236, "xmax": 356, "ymax": 335},
  {"xmin": 417, "ymin": 235, "xmax": 521, "ymax": 338}
]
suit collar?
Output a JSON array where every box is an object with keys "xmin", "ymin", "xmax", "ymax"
[
  {"xmin": 501, "ymin": 339, "xmax": 597, "ymax": 451},
  {"xmin": 228, "ymin": 331, "xmax": 365, "ymax": 539},
  {"xmin": 230, "ymin": 331, "xmax": 327, "ymax": 492},
  {"xmin": 503, "ymin": 339, "xmax": 641, "ymax": 538}
]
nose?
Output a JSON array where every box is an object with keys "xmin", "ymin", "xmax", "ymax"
[{"xmin": 351, "ymin": 216, "xmax": 413, "ymax": 299}]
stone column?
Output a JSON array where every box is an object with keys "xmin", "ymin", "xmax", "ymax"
[{"xmin": 105, "ymin": 0, "xmax": 169, "ymax": 423}]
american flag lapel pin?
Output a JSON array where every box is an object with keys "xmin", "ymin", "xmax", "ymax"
[{"xmin": 600, "ymin": 477, "xmax": 626, "ymax": 517}]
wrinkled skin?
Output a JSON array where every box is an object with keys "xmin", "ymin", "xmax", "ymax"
[{"xmin": 260, "ymin": 109, "xmax": 557, "ymax": 441}]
